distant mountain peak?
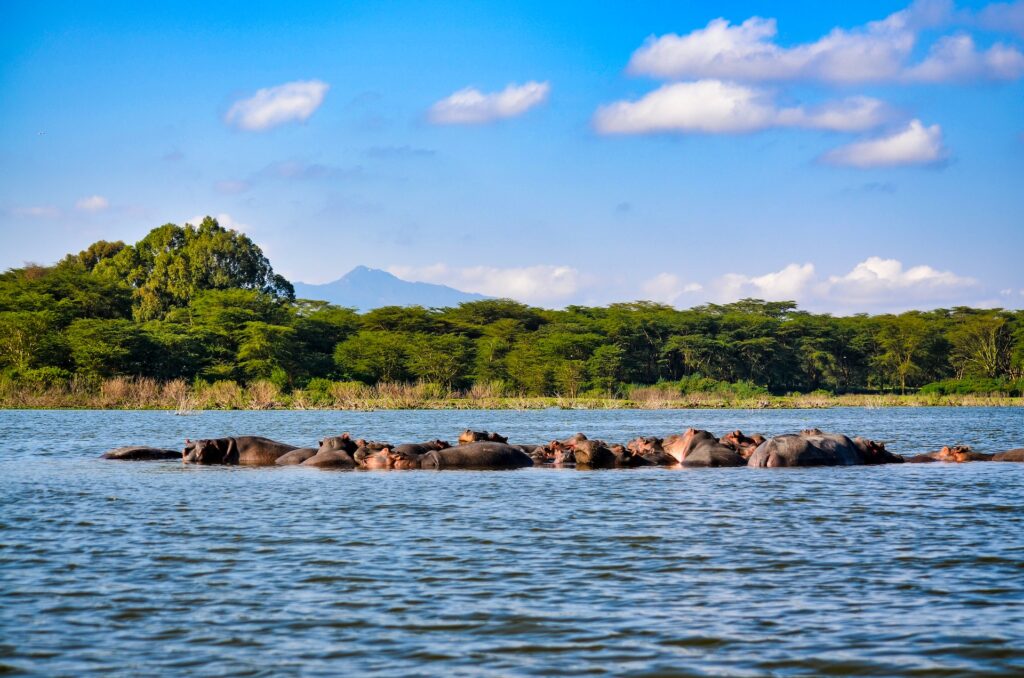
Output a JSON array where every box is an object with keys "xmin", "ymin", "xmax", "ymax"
[{"xmin": 293, "ymin": 266, "xmax": 487, "ymax": 312}]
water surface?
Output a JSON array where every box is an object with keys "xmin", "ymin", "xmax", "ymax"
[{"xmin": 2, "ymin": 408, "xmax": 1023, "ymax": 676}]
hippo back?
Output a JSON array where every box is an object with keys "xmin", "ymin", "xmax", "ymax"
[
  {"xmin": 420, "ymin": 442, "xmax": 533, "ymax": 470},
  {"xmin": 748, "ymin": 432, "xmax": 860, "ymax": 468}
]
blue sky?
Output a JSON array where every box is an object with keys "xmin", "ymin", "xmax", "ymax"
[{"xmin": 1, "ymin": 0, "xmax": 1022, "ymax": 312}]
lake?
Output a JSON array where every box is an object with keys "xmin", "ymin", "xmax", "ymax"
[{"xmin": 2, "ymin": 407, "xmax": 1023, "ymax": 676}]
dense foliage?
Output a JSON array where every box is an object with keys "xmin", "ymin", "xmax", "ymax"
[{"xmin": 2, "ymin": 220, "xmax": 1023, "ymax": 397}]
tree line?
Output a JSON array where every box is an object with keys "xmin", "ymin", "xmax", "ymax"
[{"xmin": 2, "ymin": 218, "xmax": 1023, "ymax": 398}]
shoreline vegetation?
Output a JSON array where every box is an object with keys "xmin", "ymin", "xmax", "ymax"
[
  {"xmin": 2, "ymin": 377, "xmax": 1022, "ymax": 411},
  {"xmin": 4, "ymin": 219, "xmax": 1024, "ymax": 409}
]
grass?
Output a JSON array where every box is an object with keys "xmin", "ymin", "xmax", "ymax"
[{"xmin": 0, "ymin": 377, "xmax": 1021, "ymax": 410}]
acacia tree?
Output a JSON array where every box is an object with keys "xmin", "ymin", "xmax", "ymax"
[
  {"xmin": 94, "ymin": 217, "xmax": 293, "ymax": 320},
  {"xmin": 949, "ymin": 314, "xmax": 1013, "ymax": 378}
]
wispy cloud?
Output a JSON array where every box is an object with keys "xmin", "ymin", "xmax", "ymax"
[
  {"xmin": 428, "ymin": 81, "xmax": 550, "ymax": 124},
  {"xmin": 225, "ymin": 80, "xmax": 329, "ymax": 131},
  {"xmin": 9, "ymin": 205, "xmax": 61, "ymax": 219},
  {"xmin": 75, "ymin": 195, "xmax": 109, "ymax": 212},
  {"xmin": 594, "ymin": 80, "xmax": 889, "ymax": 134},
  {"xmin": 822, "ymin": 119, "xmax": 947, "ymax": 168}
]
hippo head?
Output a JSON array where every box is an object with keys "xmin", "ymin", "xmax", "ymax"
[
  {"xmin": 354, "ymin": 445, "xmax": 395, "ymax": 469},
  {"xmin": 318, "ymin": 433, "xmax": 358, "ymax": 454},
  {"xmin": 721, "ymin": 430, "xmax": 762, "ymax": 459},
  {"xmin": 424, "ymin": 439, "xmax": 450, "ymax": 451},
  {"xmin": 183, "ymin": 438, "xmax": 236, "ymax": 465},
  {"xmin": 935, "ymin": 445, "xmax": 974, "ymax": 462},
  {"xmin": 388, "ymin": 448, "xmax": 423, "ymax": 470},
  {"xmin": 853, "ymin": 437, "xmax": 901, "ymax": 464},
  {"xmin": 627, "ymin": 436, "xmax": 662, "ymax": 456},
  {"xmin": 571, "ymin": 440, "xmax": 605, "ymax": 465}
]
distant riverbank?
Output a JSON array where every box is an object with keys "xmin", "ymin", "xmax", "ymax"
[{"xmin": 1, "ymin": 377, "xmax": 1022, "ymax": 411}]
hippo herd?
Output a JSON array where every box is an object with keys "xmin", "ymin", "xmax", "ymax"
[{"xmin": 101, "ymin": 427, "xmax": 1024, "ymax": 469}]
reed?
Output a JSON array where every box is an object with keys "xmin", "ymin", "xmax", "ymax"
[{"xmin": 0, "ymin": 377, "xmax": 1021, "ymax": 410}]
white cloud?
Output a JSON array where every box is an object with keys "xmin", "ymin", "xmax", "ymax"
[
  {"xmin": 387, "ymin": 263, "xmax": 581, "ymax": 304},
  {"xmin": 626, "ymin": 2, "xmax": 1023, "ymax": 83},
  {"xmin": 75, "ymin": 195, "xmax": 109, "ymax": 212},
  {"xmin": 187, "ymin": 213, "xmax": 250, "ymax": 233},
  {"xmin": 905, "ymin": 33, "xmax": 1024, "ymax": 81},
  {"xmin": 706, "ymin": 256, "xmax": 976, "ymax": 309},
  {"xmin": 825, "ymin": 256, "xmax": 976, "ymax": 304},
  {"xmin": 716, "ymin": 263, "xmax": 817, "ymax": 301},
  {"xmin": 428, "ymin": 81, "xmax": 550, "ymax": 125},
  {"xmin": 594, "ymin": 80, "xmax": 889, "ymax": 134},
  {"xmin": 225, "ymin": 80, "xmax": 329, "ymax": 131},
  {"xmin": 10, "ymin": 205, "xmax": 61, "ymax": 219},
  {"xmin": 641, "ymin": 273, "xmax": 703, "ymax": 306},
  {"xmin": 822, "ymin": 119, "xmax": 947, "ymax": 167}
]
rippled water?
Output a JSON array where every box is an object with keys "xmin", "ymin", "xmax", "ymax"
[{"xmin": 2, "ymin": 407, "xmax": 1023, "ymax": 676}]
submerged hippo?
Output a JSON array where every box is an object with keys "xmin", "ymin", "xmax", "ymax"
[
  {"xmin": 457, "ymin": 430, "xmax": 509, "ymax": 445},
  {"xmin": 625, "ymin": 437, "xmax": 678, "ymax": 466},
  {"xmin": 719, "ymin": 430, "xmax": 766, "ymax": 460},
  {"xmin": 994, "ymin": 448, "xmax": 1024, "ymax": 462},
  {"xmin": 182, "ymin": 436, "xmax": 297, "ymax": 465},
  {"xmin": 905, "ymin": 445, "xmax": 993, "ymax": 463},
  {"xmin": 419, "ymin": 442, "xmax": 532, "ymax": 470},
  {"xmin": 101, "ymin": 446, "xmax": 181, "ymax": 461}
]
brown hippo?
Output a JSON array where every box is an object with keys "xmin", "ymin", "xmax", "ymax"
[
  {"xmin": 905, "ymin": 445, "xmax": 993, "ymax": 463},
  {"xmin": 458, "ymin": 430, "xmax": 509, "ymax": 445},
  {"xmin": 609, "ymin": 443, "xmax": 654, "ymax": 468},
  {"xmin": 572, "ymin": 439, "xmax": 618, "ymax": 469},
  {"xmin": 549, "ymin": 440, "xmax": 575, "ymax": 465},
  {"xmin": 419, "ymin": 442, "xmax": 532, "ymax": 470},
  {"xmin": 851, "ymin": 437, "xmax": 904, "ymax": 465},
  {"xmin": 276, "ymin": 447, "xmax": 319, "ymax": 465},
  {"xmin": 625, "ymin": 437, "xmax": 678, "ymax": 466},
  {"xmin": 994, "ymin": 448, "xmax": 1024, "ymax": 462},
  {"xmin": 101, "ymin": 446, "xmax": 181, "ymax": 461},
  {"xmin": 374, "ymin": 440, "xmax": 451, "ymax": 470},
  {"xmin": 662, "ymin": 429, "xmax": 746, "ymax": 467},
  {"xmin": 182, "ymin": 436, "xmax": 297, "ymax": 465},
  {"xmin": 353, "ymin": 444, "xmax": 396, "ymax": 469},
  {"xmin": 719, "ymin": 430, "xmax": 765, "ymax": 460}
]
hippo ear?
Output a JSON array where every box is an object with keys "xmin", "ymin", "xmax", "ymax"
[{"xmin": 318, "ymin": 440, "xmax": 323, "ymax": 447}]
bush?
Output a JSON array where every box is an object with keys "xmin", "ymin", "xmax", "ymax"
[{"xmin": 919, "ymin": 377, "xmax": 1024, "ymax": 396}]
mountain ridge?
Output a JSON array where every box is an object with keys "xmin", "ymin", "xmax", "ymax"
[{"xmin": 293, "ymin": 266, "xmax": 488, "ymax": 312}]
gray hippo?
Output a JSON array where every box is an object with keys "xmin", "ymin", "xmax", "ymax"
[
  {"xmin": 182, "ymin": 436, "xmax": 297, "ymax": 465},
  {"xmin": 662, "ymin": 429, "xmax": 746, "ymax": 467},
  {"xmin": 101, "ymin": 446, "xmax": 181, "ymax": 461},
  {"xmin": 749, "ymin": 429, "xmax": 901, "ymax": 467},
  {"xmin": 296, "ymin": 434, "xmax": 361, "ymax": 468},
  {"xmin": 419, "ymin": 442, "xmax": 532, "ymax": 470}
]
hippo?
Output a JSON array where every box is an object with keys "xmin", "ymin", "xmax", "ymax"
[
  {"xmin": 392, "ymin": 439, "xmax": 450, "ymax": 456},
  {"xmin": 457, "ymin": 430, "xmax": 509, "ymax": 445},
  {"xmin": 608, "ymin": 443, "xmax": 654, "ymax": 468},
  {"xmin": 571, "ymin": 439, "xmax": 618, "ymax": 469},
  {"xmin": 748, "ymin": 430, "xmax": 901, "ymax": 468},
  {"xmin": 549, "ymin": 441, "xmax": 575, "ymax": 465},
  {"xmin": 419, "ymin": 442, "xmax": 532, "ymax": 470},
  {"xmin": 719, "ymin": 430, "xmax": 765, "ymax": 460},
  {"xmin": 182, "ymin": 436, "xmax": 297, "ymax": 465},
  {"xmin": 993, "ymin": 448, "xmax": 1024, "ymax": 462},
  {"xmin": 905, "ymin": 445, "xmax": 993, "ymax": 463},
  {"xmin": 625, "ymin": 437, "xmax": 678, "ymax": 466},
  {"xmin": 351, "ymin": 445, "xmax": 393, "ymax": 469},
  {"xmin": 276, "ymin": 447, "xmax": 319, "ymax": 465},
  {"xmin": 101, "ymin": 446, "xmax": 181, "ymax": 461},
  {"xmin": 662, "ymin": 429, "xmax": 746, "ymax": 467}
]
